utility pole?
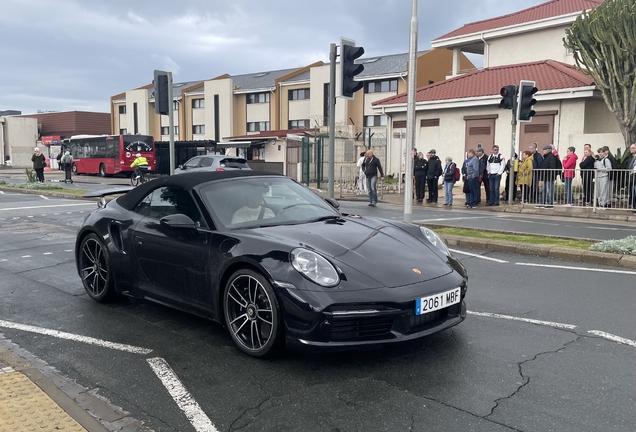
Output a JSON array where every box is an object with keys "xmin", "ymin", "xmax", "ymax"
[
  {"xmin": 508, "ymin": 107, "xmax": 517, "ymax": 205},
  {"xmin": 168, "ymin": 72, "xmax": 175, "ymax": 176},
  {"xmin": 404, "ymin": 0, "xmax": 418, "ymax": 223},
  {"xmin": 328, "ymin": 43, "xmax": 336, "ymax": 199}
]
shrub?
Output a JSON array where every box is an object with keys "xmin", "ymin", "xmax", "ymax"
[
  {"xmin": 589, "ymin": 236, "xmax": 636, "ymax": 256},
  {"xmin": 11, "ymin": 183, "xmax": 66, "ymax": 191},
  {"xmin": 25, "ymin": 169, "xmax": 37, "ymax": 183}
]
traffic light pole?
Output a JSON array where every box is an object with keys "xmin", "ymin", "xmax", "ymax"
[
  {"xmin": 168, "ymin": 72, "xmax": 175, "ymax": 176},
  {"xmin": 508, "ymin": 107, "xmax": 517, "ymax": 206},
  {"xmin": 328, "ymin": 43, "xmax": 336, "ymax": 199}
]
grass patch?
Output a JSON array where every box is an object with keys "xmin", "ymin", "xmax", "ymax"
[
  {"xmin": 434, "ymin": 227, "xmax": 597, "ymax": 250},
  {"xmin": 0, "ymin": 182, "xmax": 88, "ymax": 195}
]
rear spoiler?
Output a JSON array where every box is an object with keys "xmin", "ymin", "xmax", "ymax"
[{"xmin": 82, "ymin": 187, "xmax": 134, "ymax": 198}]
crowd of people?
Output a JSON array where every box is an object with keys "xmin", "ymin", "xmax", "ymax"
[{"xmin": 354, "ymin": 143, "xmax": 636, "ymax": 214}]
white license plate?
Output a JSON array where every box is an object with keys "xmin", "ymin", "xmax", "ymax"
[{"xmin": 415, "ymin": 288, "xmax": 461, "ymax": 315}]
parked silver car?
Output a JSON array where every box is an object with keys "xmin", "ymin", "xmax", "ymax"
[{"xmin": 174, "ymin": 155, "xmax": 251, "ymax": 174}]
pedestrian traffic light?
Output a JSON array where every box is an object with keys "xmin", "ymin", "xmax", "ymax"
[
  {"xmin": 517, "ymin": 80, "xmax": 538, "ymax": 122},
  {"xmin": 499, "ymin": 85, "xmax": 517, "ymax": 110},
  {"xmin": 339, "ymin": 38, "xmax": 365, "ymax": 99},
  {"xmin": 153, "ymin": 70, "xmax": 170, "ymax": 115}
]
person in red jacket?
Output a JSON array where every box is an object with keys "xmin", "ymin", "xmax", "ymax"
[{"xmin": 562, "ymin": 146, "xmax": 578, "ymax": 205}]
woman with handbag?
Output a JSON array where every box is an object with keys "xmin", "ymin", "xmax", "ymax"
[{"xmin": 31, "ymin": 147, "xmax": 46, "ymax": 182}]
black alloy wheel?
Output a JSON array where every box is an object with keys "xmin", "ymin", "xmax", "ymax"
[
  {"xmin": 99, "ymin": 163, "xmax": 106, "ymax": 177},
  {"xmin": 224, "ymin": 269, "xmax": 281, "ymax": 357},
  {"xmin": 79, "ymin": 233, "xmax": 115, "ymax": 302}
]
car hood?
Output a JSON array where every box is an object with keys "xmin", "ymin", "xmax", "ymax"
[{"xmin": 251, "ymin": 216, "xmax": 452, "ymax": 288}]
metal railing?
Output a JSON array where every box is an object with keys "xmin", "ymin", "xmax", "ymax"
[{"xmin": 515, "ymin": 168, "xmax": 636, "ymax": 212}]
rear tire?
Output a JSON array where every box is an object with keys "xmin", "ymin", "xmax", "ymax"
[
  {"xmin": 99, "ymin": 163, "xmax": 106, "ymax": 177},
  {"xmin": 72, "ymin": 163, "xmax": 77, "ymax": 174}
]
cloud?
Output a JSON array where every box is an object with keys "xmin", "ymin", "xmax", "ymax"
[{"xmin": 0, "ymin": 0, "xmax": 546, "ymax": 114}]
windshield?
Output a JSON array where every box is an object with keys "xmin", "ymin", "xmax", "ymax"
[{"xmin": 198, "ymin": 177, "xmax": 338, "ymax": 229}]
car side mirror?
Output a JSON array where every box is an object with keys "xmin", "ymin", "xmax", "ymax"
[
  {"xmin": 160, "ymin": 214, "xmax": 197, "ymax": 229},
  {"xmin": 324, "ymin": 197, "xmax": 340, "ymax": 210},
  {"xmin": 178, "ymin": 165, "xmax": 184, "ymax": 169}
]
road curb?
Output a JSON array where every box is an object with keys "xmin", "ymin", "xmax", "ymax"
[
  {"xmin": 0, "ymin": 186, "xmax": 95, "ymax": 201},
  {"xmin": 0, "ymin": 336, "xmax": 147, "ymax": 432},
  {"xmin": 435, "ymin": 233, "xmax": 634, "ymax": 269},
  {"xmin": 418, "ymin": 223, "xmax": 601, "ymax": 243}
]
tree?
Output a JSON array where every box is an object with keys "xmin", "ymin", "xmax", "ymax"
[{"xmin": 564, "ymin": 0, "xmax": 636, "ymax": 148}]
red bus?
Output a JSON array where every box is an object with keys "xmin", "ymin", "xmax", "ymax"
[{"xmin": 66, "ymin": 134, "xmax": 156, "ymax": 177}]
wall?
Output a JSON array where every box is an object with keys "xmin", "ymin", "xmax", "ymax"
[
  {"xmin": 205, "ymin": 78, "xmax": 234, "ymax": 140},
  {"xmin": 246, "ymin": 101, "xmax": 271, "ymax": 123},
  {"xmin": 487, "ymin": 26, "xmax": 574, "ymax": 67},
  {"xmin": 281, "ymin": 83, "xmax": 311, "ymax": 126},
  {"xmin": 569, "ymin": 133, "xmax": 624, "ymax": 153},
  {"xmin": 384, "ymin": 98, "xmax": 592, "ymax": 176},
  {"xmin": 584, "ymin": 98, "xmax": 621, "ymax": 134},
  {"xmin": 309, "ymin": 65, "xmax": 347, "ymax": 125},
  {"xmin": 233, "ymin": 94, "xmax": 247, "ymax": 137},
  {"xmin": 2, "ymin": 117, "xmax": 39, "ymax": 168},
  {"xmin": 416, "ymin": 49, "xmax": 475, "ymax": 86},
  {"xmin": 125, "ymin": 89, "xmax": 150, "ymax": 135}
]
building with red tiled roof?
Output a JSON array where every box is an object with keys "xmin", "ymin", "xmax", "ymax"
[
  {"xmin": 370, "ymin": 0, "xmax": 624, "ymax": 179},
  {"xmin": 432, "ymin": 0, "xmax": 603, "ymax": 78}
]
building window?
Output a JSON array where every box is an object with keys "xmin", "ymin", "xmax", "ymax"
[
  {"xmin": 193, "ymin": 125, "xmax": 205, "ymax": 134},
  {"xmin": 161, "ymin": 126, "xmax": 179, "ymax": 135},
  {"xmin": 428, "ymin": 80, "xmax": 434, "ymax": 85},
  {"xmin": 364, "ymin": 115, "xmax": 388, "ymax": 127},
  {"xmin": 247, "ymin": 121, "xmax": 270, "ymax": 132},
  {"xmin": 246, "ymin": 92, "xmax": 270, "ymax": 104},
  {"xmin": 119, "ymin": 128, "xmax": 127, "ymax": 135},
  {"xmin": 118, "ymin": 105, "xmax": 126, "ymax": 114},
  {"xmin": 192, "ymin": 98, "xmax": 205, "ymax": 109},
  {"xmin": 364, "ymin": 79, "xmax": 398, "ymax": 94},
  {"xmin": 289, "ymin": 88, "xmax": 310, "ymax": 100},
  {"xmin": 289, "ymin": 119, "xmax": 310, "ymax": 129},
  {"xmin": 420, "ymin": 119, "xmax": 440, "ymax": 127}
]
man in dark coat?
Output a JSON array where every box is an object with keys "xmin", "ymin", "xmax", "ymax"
[
  {"xmin": 538, "ymin": 145, "xmax": 557, "ymax": 208},
  {"xmin": 413, "ymin": 152, "xmax": 427, "ymax": 204},
  {"xmin": 476, "ymin": 147, "xmax": 489, "ymax": 204},
  {"xmin": 362, "ymin": 149, "xmax": 384, "ymax": 207},
  {"xmin": 425, "ymin": 149, "xmax": 442, "ymax": 203}
]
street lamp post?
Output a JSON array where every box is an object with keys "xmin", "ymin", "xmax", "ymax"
[{"xmin": 404, "ymin": 0, "xmax": 418, "ymax": 223}]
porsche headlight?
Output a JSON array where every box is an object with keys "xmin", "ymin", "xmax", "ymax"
[
  {"xmin": 291, "ymin": 248, "xmax": 339, "ymax": 287},
  {"xmin": 420, "ymin": 226, "xmax": 450, "ymax": 256}
]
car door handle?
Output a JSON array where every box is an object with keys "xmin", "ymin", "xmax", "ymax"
[{"xmin": 134, "ymin": 235, "xmax": 144, "ymax": 245}]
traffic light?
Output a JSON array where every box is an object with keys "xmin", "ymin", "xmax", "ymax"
[
  {"xmin": 339, "ymin": 38, "xmax": 365, "ymax": 99},
  {"xmin": 517, "ymin": 80, "xmax": 538, "ymax": 122},
  {"xmin": 154, "ymin": 70, "xmax": 170, "ymax": 115},
  {"xmin": 499, "ymin": 85, "xmax": 517, "ymax": 109}
]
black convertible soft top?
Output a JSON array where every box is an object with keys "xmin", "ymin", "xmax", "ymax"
[{"xmin": 116, "ymin": 171, "xmax": 284, "ymax": 211}]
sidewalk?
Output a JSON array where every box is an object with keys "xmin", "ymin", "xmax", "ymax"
[
  {"xmin": 319, "ymin": 187, "xmax": 636, "ymax": 222},
  {"xmin": 0, "ymin": 342, "xmax": 145, "ymax": 432}
]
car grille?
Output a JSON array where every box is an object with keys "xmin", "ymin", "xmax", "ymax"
[
  {"xmin": 401, "ymin": 304, "xmax": 458, "ymax": 334},
  {"xmin": 330, "ymin": 316, "xmax": 395, "ymax": 341}
]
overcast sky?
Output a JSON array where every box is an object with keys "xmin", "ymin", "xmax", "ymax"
[{"xmin": 0, "ymin": 0, "xmax": 544, "ymax": 114}]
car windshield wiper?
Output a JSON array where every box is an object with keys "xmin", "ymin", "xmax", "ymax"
[{"xmin": 307, "ymin": 215, "xmax": 345, "ymax": 223}]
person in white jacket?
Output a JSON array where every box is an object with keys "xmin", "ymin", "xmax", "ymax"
[
  {"xmin": 486, "ymin": 145, "xmax": 506, "ymax": 206},
  {"xmin": 356, "ymin": 152, "xmax": 367, "ymax": 194}
]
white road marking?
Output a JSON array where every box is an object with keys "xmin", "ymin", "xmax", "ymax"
[
  {"xmin": 64, "ymin": 249, "xmax": 73, "ymax": 252},
  {"xmin": 510, "ymin": 219, "xmax": 559, "ymax": 226},
  {"xmin": 21, "ymin": 255, "xmax": 31, "ymax": 258},
  {"xmin": 147, "ymin": 358, "xmax": 218, "ymax": 432},
  {"xmin": 588, "ymin": 330, "xmax": 636, "ymax": 348},
  {"xmin": 0, "ymin": 259, "xmax": 7, "ymax": 262},
  {"xmin": 12, "ymin": 217, "xmax": 19, "ymax": 219},
  {"xmin": 449, "ymin": 249, "xmax": 508, "ymax": 263},
  {"xmin": 468, "ymin": 311, "xmax": 577, "ymax": 329},
  {"xmin": 0, "ymin": 320, "xmax": 153, "ymax": 354},
  {"xmin": 39, "ymin": 195, "xmax": 49, "ymax": 200},
  {"xmin": 0, "ymin": 191, "xmax": 4, "ymax": 194},
  {"xmin": 0, "ymin": 203, "xmax": 94, "ymax": 212},
  {"xmin": 416, "ymin": 216, "xmax": 493, "ymax": 223},
  {"xmin": 27, "ymin": 215, "xmax": 34, "ymax": 218},
  {"xmin": 586, "ymin": 226, "xmax": 636, "ymax": 232},
  {"xmin": 516, "ymin": 262, "xmax": 636, "ymax": 275},
  {"xmin": 43, "ymin": 252, "xmax": 53, "ymax": 255}
]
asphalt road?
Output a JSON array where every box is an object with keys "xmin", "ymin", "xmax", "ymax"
[{"xmin": 1, "ymin": 192, "xmax": 635, "ymax": 432}]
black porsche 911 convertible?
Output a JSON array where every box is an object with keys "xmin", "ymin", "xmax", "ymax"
[{"xmin": 76, "ymin": 171, "xmax": 468, "ymax": 357}]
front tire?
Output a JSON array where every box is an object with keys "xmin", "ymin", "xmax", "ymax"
[
  {"xmin": 78, "ymin": 233, "xmax": 115, "ymax": 302},
  {"xmin": 99, "ymin": 163, "xmax": 106, "ymax": 177},
  {"xmin": 224, "ymin": 269, "xmax": 282, "ymax": 357},
  {"xmin": 72, "ymin": 163, "xmax": 77, "ymax": 174},
  {"xmin": 130, "ymin": 173, "xmax": 139, "ymax": 187}
]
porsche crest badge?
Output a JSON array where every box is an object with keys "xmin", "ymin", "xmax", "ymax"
[{"xmin": 412, "ymin": 268, "xmax": 422, "ymax": 274}]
